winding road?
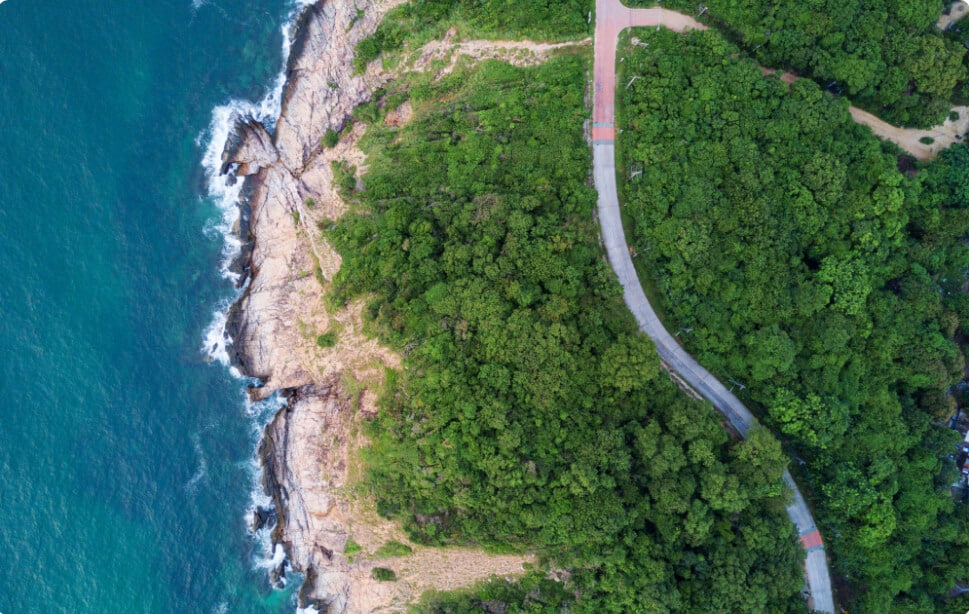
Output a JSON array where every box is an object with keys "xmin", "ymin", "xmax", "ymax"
[{"xmin": 591, "ymin": 1, "xmax": 836, "ymax": 612}]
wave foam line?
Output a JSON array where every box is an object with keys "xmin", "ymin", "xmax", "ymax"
[
  {"xmin": 244, "ymin": 392, "xmax": 288, "ymax": 572},
  {"xmin": 199, "ymin": 0, "xmax": 316, "ymax": 367}
]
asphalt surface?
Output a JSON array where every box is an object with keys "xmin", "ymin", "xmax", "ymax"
[{"xmin": 591, "ymin": 1, "xmax": 835, "ymax": 611}]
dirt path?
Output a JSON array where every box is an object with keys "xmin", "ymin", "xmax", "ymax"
[
  {"xmin": 759, "ymin": 67, "xmax": 969, "ymax": 161},
  {"xmin": 937, "ymin": 1, "xmax": 969, "ymax": 31},
  {"xmin": 592, "ymin": 1, "xmax": 835, "ymax": 611},
  {"xmin": 848, "ymin": 105, "xmax": 969, "ymax": 161},
  {"xmin": 409, "ymin": 31, "xmax": 590, "ymax": 77}
]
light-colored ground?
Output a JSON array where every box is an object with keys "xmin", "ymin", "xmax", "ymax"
[
  {"xmin": 407, "ymin": 29, "xmax": 589, "ymax": 78},
  {"xmin": 849, "ymin": 105, "xmax": 969, "ymax": 161},
  {"xmin": 938, "ymin": 1, "xmax": 969, "ymax": 31},
  {"xmin": 759, "ymin": 67, "xmax": 969, "ymax": 161}
]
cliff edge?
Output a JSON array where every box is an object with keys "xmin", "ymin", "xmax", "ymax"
[{"xmin": 221, "ymin": 1, "xmax": 532, "ymax": 610}]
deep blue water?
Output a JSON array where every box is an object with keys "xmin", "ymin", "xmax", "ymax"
[{"xmin": 0, "ymin": 0, "xmax": 302, "ymax": 611}]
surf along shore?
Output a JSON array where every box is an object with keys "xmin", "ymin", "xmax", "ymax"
[
  {"xmin": 215, "ymin": 0, "xmax": 969, "ymax": 610},
  {"xmin": 217, "ymin": 1, "xmax": 536, "ymax": 610}
]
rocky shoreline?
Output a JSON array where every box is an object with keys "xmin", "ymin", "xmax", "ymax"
[
  {"xmin": 216, "ymin": 2, "xmax": 538, "ymax": 610},
  {"xmin": 219, "ymin": 0, "xmax": 404, "ymax": 609}
]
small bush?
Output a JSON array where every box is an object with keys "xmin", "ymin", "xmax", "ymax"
[
  {"xmin": 919, "ymin": 136, "xmax": 935, "ymax": 145},
  {"xmin": 951, "ymin": 111, "xmax": 961, "ymax": 122},
  {"xmin": 374, "ymin": 540, "xmax": 413, "ymax": 558},
  {"xmin": 353, "ymin": 100, "xmax": 381, "ymax": 124},
  {"xmin": 343, "ymin": 538, "xmax": 362, "ymax": 555},
  {"xmin": 304, "ymin": 197, "xmax": 316, "ymax": 209},
  {"xmin": 316, "ymin": 332, "xmax": 337, "ymax": 348},
  {"xmin": 371, "ymin": 567, "xmax": 397, "ymax": 582},
  {"xmin": 322, "ymin": 129, "xmax": 340, "ymax": 149},
  {"xmin": 332, "ymin": 161, "xmax": 357, "ymax": 198}
]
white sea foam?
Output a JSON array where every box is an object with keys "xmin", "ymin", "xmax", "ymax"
[
  {"xmin": 244, "ymin": 392, "xmax": 288, "ymax": 572},
  {"xmin": 197, "ymin": 0, "xmax": 313, "ymax": 594},
  {"xmin": 185, "ymin": 433, "xmax": 209, "ymax": 493},
  {"xmin": 200, "ymin": 0, "xmax": 313, "ymax": 366}
]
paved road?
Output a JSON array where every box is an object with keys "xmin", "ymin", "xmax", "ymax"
[{"xmin": 591, "ymin": 1, "xmax": 835, "ymax": 612}]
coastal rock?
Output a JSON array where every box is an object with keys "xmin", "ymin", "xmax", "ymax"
[
  {"xmin": 226, "ymin": 161, "xmax": 316, "ymax": 391},
  {"xmin": 227, "ymin": 0, "xmax": 532, "ymax": 610},
  {"xmin": 274, "ymin": 0, "xmax": 397, "ymax": 171},
  {"xmin": 259, "ymin": 383, "xmax": 355, "ymax": 612},
  {"xmin": 224, "ymin": 119, "xmax": 278, "ymax": 176},
  {"xmin": 226, "ymin": 0, "xmax": 402, "ymax": 397}
]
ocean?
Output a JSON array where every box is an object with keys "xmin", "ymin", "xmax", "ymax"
[{"xmin": 0, "ymin": 0, "xmax": 307, "ymax": 611}]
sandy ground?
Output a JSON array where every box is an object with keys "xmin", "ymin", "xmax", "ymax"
[
  {"xmin": 407, "ymin": 29, "xmax": 590, "ymax": 78},
  {"xmin": 938, "ymin": 1, "xmax": 969, "ymax": 31},
  {"xmin": 758, "ymin": 66, "xmax": 969, "ymax": 161}
]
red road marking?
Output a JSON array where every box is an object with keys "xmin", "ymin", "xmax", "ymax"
[
  {"xmin": 592, "ymin": 125, "xmax": 616, "ymax": 141},
  {"xmin": 800, "ymin": 530, "xmax": 823, "ymax": 549}
]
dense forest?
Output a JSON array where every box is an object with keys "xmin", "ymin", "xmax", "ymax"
[
  {"xmin": 617, "ymin": 27, "xmax": 969, "ymax": 611},
  {"xmin": 650, "ymin": 0, "xmax": 967, "ymax": 127},
  {"xmin": 328, "ymin": 55, "xmax": 805, "ymax": 611}
]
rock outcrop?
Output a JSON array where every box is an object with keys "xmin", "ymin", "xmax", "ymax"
[
  {"xmin": 222, "ymin": 1, "xmax": 534, "ymax": 610},
  {"xmin": 226, "ymin": 0, "xmax": 401, "ymax": 397},
  {"xmin": 223, "ymin": 0, "xmax": 406, "ymax": 608}
]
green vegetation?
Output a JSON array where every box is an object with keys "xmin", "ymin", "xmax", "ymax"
[
  {"xmin": 651, "ymin": 0, "xmax": 966, "ymax": 126},
  {"xmin": 331, "ymin": 160, "xmax": 356, "ymax": 198},
  {"xmin": 617, "ymin": 28, "xmax": 969, "ymax": 611},
  {"xmin": 322, "ymin": 128, "xmax": 340, "ymax": 148},
  {"xmin": 373, "ymin": 540, "xmax": 413, "ymax": 558},
  {"xmin": 343, "ymin": 538, "xmax": 362, "ymax": 556},
  {"xmin": 330, "ymin": 54, "xmax": 804, "ymax": 611},
  {"xmin": 371, "ymin": 567, "xmax": 398, "ymax": 582},
  {"xmin": 354, "ymin": 0, "xmax": 592, "ymax": 72},
  {"xmin": 316, "ymin": 332, "xmax": 337, "ymax": 348},
  {"xmin": 418, "ymin": 572, "xmax": 574, "ymax": 612}
]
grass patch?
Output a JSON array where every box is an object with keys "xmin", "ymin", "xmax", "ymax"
[
  {"xmin": 322, "ymin": 129, "xmax": 340, "ymax": 149},
  {"xmin": 343, "ymin": 538, "xmax": 363, "ymax": 555},
  {"xmin": 371, "ymin": 567, "xmax": 397, "ymax": 582},
  {"xmin": 316, "ymin": 332, "xmax": 338, "ymax": 348},
  {"xmin": 374, "ymin": 540, "xmax": 413, "ymax": 558}
]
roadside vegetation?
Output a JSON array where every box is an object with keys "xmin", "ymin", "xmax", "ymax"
[
  {"xmin": 354, "ymin": 0, "xmax": 592, "ymax": 72},
  {"xmin": 328, "ymin": 54, "xmax": 805, "ymax": 611},
  {"xmin": 617, "ymin": 27, "xmax": 969, "ymax": 611},
  {"xmin": 647, "ymin": 0, "xmax": 967, "ymax": 127}
]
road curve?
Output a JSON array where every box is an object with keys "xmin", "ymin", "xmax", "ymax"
[{"xmin": 591, "ymin": 1, "xmax": 835, "ymax": 612}]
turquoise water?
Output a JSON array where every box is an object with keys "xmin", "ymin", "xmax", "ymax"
[{"xmin": 0, "ymin": 0, "xmax": 302, "ymax": 611}]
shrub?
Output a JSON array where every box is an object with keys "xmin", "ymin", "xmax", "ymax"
[
  {"xmin": 371, "ymin": 567, "xmax": 397, "ymax": 581},
  {"xmin": 343, "ymin": 538, "xmax": 362, "ymax": 555},
  {"xmin": 322, "ymin": 129, "xmax": 340, "ymax": 149},
  {"xmin": 374, "ymin": 540, "xmax": 413, "ymax": 558},
  {"xmin": 316, "ymin": 332, "xmax": 337, "ymax": 348},
  {"xmin": 331, "ymin": 161, "xmax": 357, "ymax": 198}
]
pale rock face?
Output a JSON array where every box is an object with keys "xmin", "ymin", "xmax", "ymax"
[
  {"xmin": 223, "ymin": 0, "xmax": 407, "ymax": 610},
  {"xmin": 227, "ymin": 120, "xmax": 278, "ymax": 177},
  {"xmin": 259, "ymin": 384, "xmax": 356, "ymax": 613},
  {"xmin": 226, "ymin": 1, "xmax": 535, "ymax": 609},
  {"xmin": 274, "ymin": 1, "xmax": 396, "ymax": 171},
  {"xmin": 226, "ymin": 0, "xmax": 402, "ymax": 398}
]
